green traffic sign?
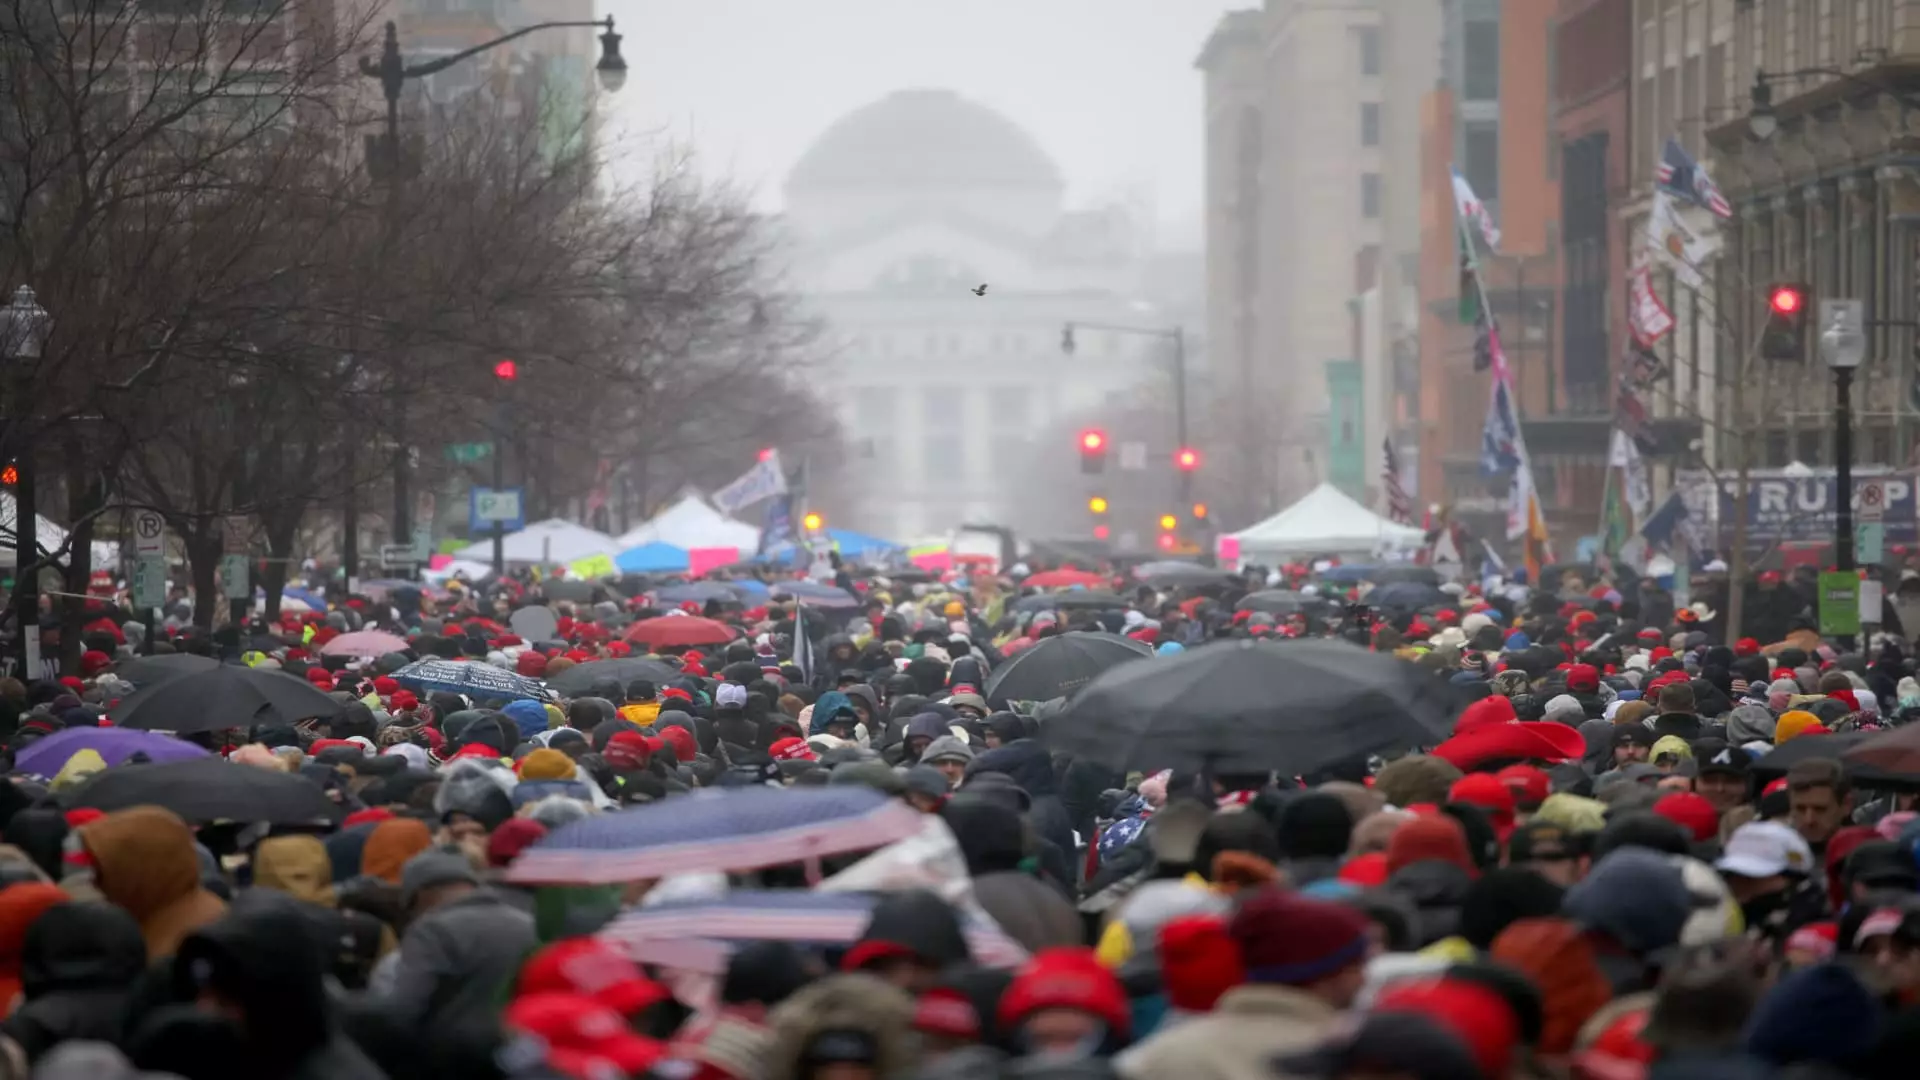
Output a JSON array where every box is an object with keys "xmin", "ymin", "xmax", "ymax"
[
  {"xmin": 445, "ymin": 443, "xmax": 492, "ymax": 463},
  {"xmin": 1818, "ymin": 570, "xmax": 1860, "ymax": 637}
]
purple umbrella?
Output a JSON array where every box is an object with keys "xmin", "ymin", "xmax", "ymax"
[{"xmin": 15, "ymin": 726, "xmax": 211, "ymax": 777}]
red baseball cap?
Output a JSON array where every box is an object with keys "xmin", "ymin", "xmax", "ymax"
[{"xmin": 516, "ymin": 939, "xmax": 669, "ymax": 1019}]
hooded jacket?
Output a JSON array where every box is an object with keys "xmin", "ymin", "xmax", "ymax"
[
  {"xmin": 764, "ymin": 974, "xmax": 919, "ymax": 1080},
  {"xmin": 1, "ymin": 902, "xmax": 149, "ymax": 1060},
  {"xmin": 163, "ymin": 895, "xmax": 390, "ymax": 1079},
  {"xmin": 809, "ymin": 692, "xmax": 859, "ymax": 737},
  {"xmin": 969, "ymin": 739, "xmax": 1077, "ymax": 866},
  {"xmin": 251, "ymin": 835, "xmax": 394, "ymax": 990},
  {"xmin": 78, "ymin": 807, "xmax": 228, "ymax": 960},
  {"xmin": 381, "ymin": 885, "xmax": 537, "ymax": 1037}
]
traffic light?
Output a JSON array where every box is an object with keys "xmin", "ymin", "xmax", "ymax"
[
  {"xmin": 1175, "ymin": 447, "xmax": 1201, "ymax": 471},
  {"xmin": 1158, "ymin": 513, "xmax": 1178, "ymax": 531},
  {"xmin": 1078, "ymin": 429, "xmax": 1108, "ymax": 474},
  {"xmin": 1761, "ymin": 283, "xmax": 1810, "ymax": 361},
  {"xmin": 1088, "ymin": 496, "xmax": 1109, "ymax": 514},
  {"xmin": 0, "ymin": 463, "xmax": 17, "ymax": 487},
  {"xmin": 1093, "ymin": 524, "xmax": 1110, "ymax": 541},
  {"xmin": 493, "ymin": 358, "xmax": 519, "ymax": 381},
  {"xmin": 1157, "ymin": 532, "xmax": 1176, "ymax": 551},
  {"xmin": 1192, "ymin": 503, "xmax": 1208, "ymax": 522},
  {"xmin": 757, "ymin": 447, "xmax": 775, "ymax": 463},
  {"xmin": 802, "ymin": 512, "xmax": 824, "ymax": 532}
]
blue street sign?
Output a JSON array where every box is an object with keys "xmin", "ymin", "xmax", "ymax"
[{"xmin": 469, "ymin": 487, "xmax": 525, "ymax": 534}]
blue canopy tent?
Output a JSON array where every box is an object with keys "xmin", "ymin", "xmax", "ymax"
[{"xmin": 616, "ymin": 542, "xmax": 690, "ymax": 574}]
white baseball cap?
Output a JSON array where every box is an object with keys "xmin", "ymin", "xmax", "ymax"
[{"xmin": 1715, "ymin": 821, "xmax": 1813, "ymax": 879}]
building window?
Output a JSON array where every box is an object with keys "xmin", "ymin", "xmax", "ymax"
[
  {"xmin": 1463, "ymin": 121, "xmax": 1499, "ymax": 201},
  {"xmin": 1360, "ymin": 102, "xmax": 1380, "ymax": 148},
  {"xmin": 1361, "ymin": 173, "xmax": 1381, "ymax": 219},
  {"xmin": 1357, "ymin": 27, "xmax": 1381, "ymax": 76},
  {"xmin": 1463, "ymin": 21, "xmax": 1500, "ymax": 101}
]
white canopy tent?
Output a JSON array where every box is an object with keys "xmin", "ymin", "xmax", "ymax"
[
  {"xmin": 453, "ymin": 519, "xmax": 617, "ymax": 566},
  {"xmin": 616, "ymin": 494, "xmax": 760, "ymax": 553},
  {"xmin": 1226, "ymin": 483, "xmax": 1425, "ymax": 560},
  {"xmin": 0, "ymin": 494, "xmax": 119, "ymax": 569}
]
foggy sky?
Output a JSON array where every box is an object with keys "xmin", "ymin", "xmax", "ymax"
[{"xmin": 599, "ymin": 0, "xmax": 1247, "ymax": 247}]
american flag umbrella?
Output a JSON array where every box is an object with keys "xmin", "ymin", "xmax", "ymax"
[
  {"xmin": 599, "ymin": 890, "xmax": 1028, "ymax": 973},
  {"xmin": 505, "ymin": 787, "xmax": 924, "ymax": 884},
  {"xmin": 389, "ymin": 659, "xmax": 549, "ymax": 701},
  {"xmin": 623, "ymin": 615, "xmax": 738, "ymax": 649}
]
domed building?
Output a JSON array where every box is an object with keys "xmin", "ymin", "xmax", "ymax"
[{"xmin": 786, "ymin": 89, "xmax": 1164, "ymax": 542}]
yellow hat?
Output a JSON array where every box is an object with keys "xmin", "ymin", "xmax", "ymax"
[
  {"xmin": 1775, "ymin": 709, "xmax": 1823, "ymax": 744},
  {"xmin": 517, "ymin": 747, "xmax": 575, "ymax": 781},
  {"xmin": 944, "ymin": 600, "xmax": 965, "ymax": 618}
]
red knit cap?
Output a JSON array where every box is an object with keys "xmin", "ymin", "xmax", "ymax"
[
  {"xmin": 1385, "ymin": 815, "xmax": 1477, "ymax": 877},
  {"xmin": 658, "ymin": 726, "xmax": 697, "ymax": 762},
  {"xmin": 516, "ymin": 652, "xmax": 549, "ymax": 677},
  {"xmin": 1228, "ymin": 888, "xmax": 1371, "ymax": 986},
  {"xmin": 372, "ymin": 676, "xmax": 400, "ymax": 696},
  {"xmin": 1375, "ymin": 978, "xmax": 1519, "ymax": 1080},
  {"xmin": 306, "ymin": 667, "xmax": 335, "ymax": 688},
  {"xmin": 997, "ymin": 948, "xmax": 1130, "ymax": 1040},
  {"xmin": 1157, "ymin": 914, "xmax": 1245, "ymax": 1012},
  {"xmin": 603, "ymin": 730, "xmax": 651, "ymax": 772}
]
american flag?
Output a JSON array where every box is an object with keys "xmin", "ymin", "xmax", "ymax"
[
  {"xmin": 1655, "ymin": 137, "xmax": 1733, "ymax": 219},
  {"xmin": 1382, "ymin": 438, "xmax": 1413, "ymax": 524}
]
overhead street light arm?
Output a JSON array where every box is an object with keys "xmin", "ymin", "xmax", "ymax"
[{"xmin": 358, "ymin": 17, "xmax": 626, "ymax": 104}]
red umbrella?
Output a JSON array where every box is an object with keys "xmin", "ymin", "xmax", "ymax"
[
  {"xmin": 625, "ymin": 616, "xmax": 738, "ymax": 649},
  {"xmin": 1023, "ymin": 569, "xmax": 1107, "ymax": 589}
]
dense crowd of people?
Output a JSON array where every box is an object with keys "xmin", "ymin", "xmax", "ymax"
[{"xmin": 0, "ymin": 558, "xmax": 1909, "ymax": 1080}]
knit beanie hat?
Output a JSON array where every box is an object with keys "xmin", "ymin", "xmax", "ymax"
[
  {"xmin": 1489, "ymin": 917, "xmax": 1612, "ymax": 1055},
  {"xmin": 1228, "ymin": 887, "xmax": 1370, "ymax": 986},
  {"xmin": 1385, "ymin": 815, "xmax": 1476, "ymax": 877},
  {"xmin": 1744, "ymin": 962, "xmax": 1883, "ymax": 1068},
  {"xmin": 518, "ymin": 747, "xmax": 575, "ymax": 782},
  {"xmin": 1457, "ymin": 868, "xmax": 1565, "ymax": 950},
  {"xmin": 1775, "ymin": 709, "xmax": 1823, "ymax": 744},
  {"xmin": 1157, "ymin": 914, "xmax": 1245, "ymax": 1012},
  {"xmin": 1563, "ymin": 847, "xmax": 1691, "ymax": 955}
]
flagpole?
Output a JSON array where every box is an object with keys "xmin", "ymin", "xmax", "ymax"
[{"xmin": 1453, "ymin": 167, "xmax": 1549, "ymax": 575}]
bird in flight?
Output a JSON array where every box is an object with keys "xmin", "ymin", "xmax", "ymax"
[{"xmin": 971, "ymin": 284, "xmax": 988, "ymax": 296}]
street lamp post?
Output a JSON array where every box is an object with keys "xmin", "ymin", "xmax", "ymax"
[
  {"xmin": 0, "ymin": 287, "xmax": 50, "ymax": 680},
  {"xmin": 1821, "ymin": 302, "xmax": 1867, "ymax": 579},
  {"xmin": 359, "ymin": 17, "xmax": 625, "ymax": 576}
]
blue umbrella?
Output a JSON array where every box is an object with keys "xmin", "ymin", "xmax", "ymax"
[
  {"xmin": 616, "ymin": 542, "xmax": 691, "ymax": 574},
  {"xmin": 390, "ymin": 659, "xmax": 549, "ymax": 701},
  {"xmin": 1321, "ymin": 565, "xmax": 1379, "ymax": 584},
  {"xmin": 505, "ymin": 786, "xmax": 924, "ymax": 884},
  {"xmin": 600, "ymin": 889, "xmax": 1027, "ymax": 974},
  {"xmin": 273, "ymin": 586, "xmax": 327, "ymax": 610}
]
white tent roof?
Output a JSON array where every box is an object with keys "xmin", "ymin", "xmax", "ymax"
[
  {"xmin": 453, "ymin": 518, "xmax": 616, "ymax": 566},
  {"xmin": 0, "ymin": 494, "xmax": 117, "ymax": 569},
  {"xmin": 616, "ymin": 494, "xmax": 760, "ymax": 553},
  {"xmin": 1227, "ymin": 483, "xmax": 1425, "ymax": 556}
]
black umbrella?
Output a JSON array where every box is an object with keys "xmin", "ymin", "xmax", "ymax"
[
  {"xmin": 1366, "ymin": 582, "xmax": 1448, "ymax": 611},
  {"xmin": 1044, "ymin": 638, "xmax": 1461, "ymax": 774},
  {"xmin": 546, "ymin": 657, "xmax": 683, "ymax": 697},
  {"xmin": 1235, "ymin": 590, "xmax": 1313, "ymax": 615},
  {"xmin": 1012, "ymin": 591, "xmax": 1130, "ymax": 613},
  {"xmin": 1749, "ymin": 730, "xmax": 1920, "ymax": 790},
  {"xmin": 111, "ymin": 666, "xmax": 344, "ymax": 734},
  {"xmin": 112, "ymin": 653, "xmax": 221, "ymax": 687},
  {"xmin": 68, "ymin": 758, "xmax": 339, "ymax": 824},
  {"xmin": 984, "ymin": 632, "xmax": 1152, "ymax": 707}
]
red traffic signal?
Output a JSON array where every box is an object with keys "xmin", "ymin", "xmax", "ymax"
[
  {"xmin": 1093, "ymin": 524, "xmax": 1110, "ymax": 541},
  {"xmin": 1079, "ymin": 429, "xmax": 1106, "ymax": 453},
  {"xmin": 757, "ymin": 447, "xmax": 775, "ymax": 463},
  {"xmin": 1156, "ymin": 532, "xmax": 1176, "ymax": 551},
  {"xmin": 0, "ymin": 464, "xmax": 16, "ymax": 487},
  {"xmin": 493, "ymin": 358, "xmax": 519, "ymax": 381},
  {"xmin": 1768, "ymin": 286, "xmax": 1804, "ymax": 315},
  {"xmin": 1175, "ymin": 447, "xmax": 1201, "ymax": 471}
]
